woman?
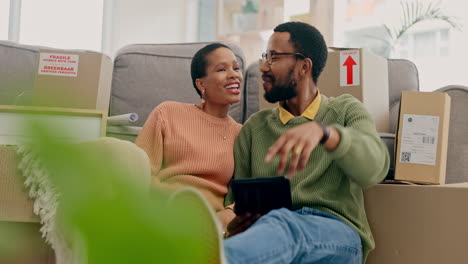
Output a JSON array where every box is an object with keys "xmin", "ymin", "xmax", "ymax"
[{"xmin": 135, "ymin": 43, "xmax": 242, "ymax": 225}]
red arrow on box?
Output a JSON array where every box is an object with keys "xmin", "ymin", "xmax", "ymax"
[{"xmin": 343, "ymin": 56, "xmax": 357, "ymax": 85}]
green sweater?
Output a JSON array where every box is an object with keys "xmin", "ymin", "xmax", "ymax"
[{"xmin": 225, "ymin": 94, "xmax": 389, "ymax": 261}]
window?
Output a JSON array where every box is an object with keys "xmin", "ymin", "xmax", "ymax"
[
  {"xmin": 0, "ymin": 0, "xmax": 10, "ymax": 40},
  {"xmin": 414, "ymin": 31, "xmax": 437, "ymax": 58},
  {"xmin": 19, "ymin": 0, "xmax": 104, "ymax": 51},
  {"xmin": 410, "ymin": 29, "xmax": 450, "ymax": 59},
  {"xmin": 335, "ymin": 0, "xmax": 468, "ymax": 91},
  {"xmin": 394, "ymin": 29, "xmax": 450, "ymax": 59}
]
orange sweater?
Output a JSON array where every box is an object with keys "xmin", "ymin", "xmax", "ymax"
[{"xmin": 135, "ymin": 101, "xmax": 242, "ymax": 211}]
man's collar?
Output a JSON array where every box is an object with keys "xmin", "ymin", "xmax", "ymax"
[{"xmin": 278, "ymin": 91, "xmax": 322, "ymax": 124}]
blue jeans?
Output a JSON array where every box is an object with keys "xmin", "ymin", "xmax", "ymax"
[{"xmin": 224, "ymin": 207, "xmax": 362, "ymax": 264}]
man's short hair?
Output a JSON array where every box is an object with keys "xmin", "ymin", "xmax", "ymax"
[{"xmin": 274, "ymin": 22, "xmax": 328, "ymax": 85}]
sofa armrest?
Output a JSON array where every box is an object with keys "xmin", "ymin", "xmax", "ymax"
[{"xmin": 106, "ymin": 125, "xmax": 142, "ymax": 143}]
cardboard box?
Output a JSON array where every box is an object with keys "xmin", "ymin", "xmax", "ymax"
[
  {"xmin": 395, "ymin": 91, "xmax": 451, "ymax": 184},
  {"xmin": 319, "ymin": 48, "xmax": 389, "ymax": 133},
  {"xmin": 0, "ymin": 106, "xmax": 107, "ymax": 222},
  {"xmin": 32, "ymin": 49, "xmax": 112, "ymax": 112},
  {"xmin": 364, "ymin": 183, "xmax": 468, "ymax": 264}
]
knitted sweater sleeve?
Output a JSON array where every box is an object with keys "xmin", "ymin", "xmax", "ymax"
[
  {"xmin": 135, "ymin": 106, "xmax": 165, "ymax": 184},
  {"xmin": 327, "ymin": 96, "xmax": 390, "ymax": 188},
  {"xmin": 224, "ymin": 121, "xmax": 252, "ymax": 206}
]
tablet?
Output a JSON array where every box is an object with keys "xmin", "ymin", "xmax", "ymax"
[{"xmin": 231, "ymin": 176, "xmax": 292, "ymax": 215}]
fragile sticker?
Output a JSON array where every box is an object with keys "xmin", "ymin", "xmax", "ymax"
[
  {"xmin": 340, "ymin": 50, "xmax": 360, "ymax": 86},
  {"xmin": 38, "ymin": 53, "xmax": 79, "ymax": 77},
  {"xmin": 399, "ymin": 114, "xmax": 439, "ymax": 166}
]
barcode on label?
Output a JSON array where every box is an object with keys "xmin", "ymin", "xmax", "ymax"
[
  {"xmin": 422, "ymin": 136, "xmax": 435, "ymax": 144},
  {"xmin": 401, "ymin": 152, "xmax": 411, "ymax": 162}
]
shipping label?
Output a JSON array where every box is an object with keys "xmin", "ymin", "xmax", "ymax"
[
  {"xmin": 399, "ymin": 114, "xmax": 439, "ymax": 166},
  {"xmin": 340, "ymin": 50, "xmax": 360, "ymax": 86},
  {"xmin": 38, "ymin": 53, "xmax": 79, "ymax": 77}
]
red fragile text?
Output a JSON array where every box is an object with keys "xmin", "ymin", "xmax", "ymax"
[{"xmin": 49, "ymin": 55, "xmax": 71, "ymax": 60}]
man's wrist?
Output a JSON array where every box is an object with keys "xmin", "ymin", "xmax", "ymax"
[{"xmin": 316, "ymin": 122, "xmax": 330, "ymax": 144}]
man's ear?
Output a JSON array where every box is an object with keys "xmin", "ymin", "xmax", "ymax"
[{"xmin": 300, "ymin": 58, "xmax": 313, "ymax": 76}]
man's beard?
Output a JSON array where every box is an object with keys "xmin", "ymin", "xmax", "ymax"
[{"xmin": 264, "ymin": 68, "xmax": 297, "ymax": 103}]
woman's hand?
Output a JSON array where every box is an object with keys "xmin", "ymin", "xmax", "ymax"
[{"xmin": 216, "ymin": 208, "xmax": 236, "ymax": 231}]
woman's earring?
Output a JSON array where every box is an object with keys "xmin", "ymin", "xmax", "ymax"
[{"xmin": 199, "ymin": 89, "xmax": 206, "ymax": 109}]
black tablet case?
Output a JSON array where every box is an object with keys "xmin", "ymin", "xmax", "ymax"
[{"xmin": 231, "ymin": 176, "xmax": 292, "ymax": 215}]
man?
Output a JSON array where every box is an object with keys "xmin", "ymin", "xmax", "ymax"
[{"xmin": 222, "ymin": 22, "xmax": 389, "ymax": 264}]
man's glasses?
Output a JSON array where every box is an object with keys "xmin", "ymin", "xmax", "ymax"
[{"xmin": 261, "ymin": 51, "xmax": 306, "ymax": 65}]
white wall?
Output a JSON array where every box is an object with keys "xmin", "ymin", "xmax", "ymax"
[
  {"xmin": 105, "ymin": 0, "xmax": 199, "ymax": 57},
  {"xmin": 0, "ymin": 0, "xmax": 10, "ymax": 40},
  {"xmin": 333, "ymin": 0, "xmax": 468, "ymax": 91},
  {"xmin": 19, "ymin": 0, "xmax": 103, "ymax": 51},
  {"xmin": 412, "ymin": 0, "xmax": 468, "ymax": 90}
]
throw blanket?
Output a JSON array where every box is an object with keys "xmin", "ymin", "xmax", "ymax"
[{"xmin": 16, "ymin": 145, "xmax": 74, "ymax": 264}]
